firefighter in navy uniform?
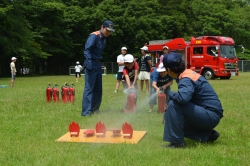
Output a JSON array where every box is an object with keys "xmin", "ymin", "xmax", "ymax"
[
  {"xmin": 81, "ymin": 20, "xmax": 115, "ymax": 116},
  {"xmin": 162, "ymin": 52, "xmax": 223, "ymax": 148}
]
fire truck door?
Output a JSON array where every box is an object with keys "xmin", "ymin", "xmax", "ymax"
[
  {"xmin": 190, "ymin": 47, "xmax": 204, "ymax": 67},
  {"xmin": 205, "ymin": 46, "xmax": 218, "ymax": 67}
]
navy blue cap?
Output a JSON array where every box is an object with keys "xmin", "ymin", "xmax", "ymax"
[
  {"xmin": 163, "ymin": 52, "xmax": 183, "ymax": 70},
  {"xmin": 103, "ymin": 20, "xmax": 115, "ymax": 32}
]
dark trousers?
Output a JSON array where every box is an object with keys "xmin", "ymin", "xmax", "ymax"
[
  {"xmin": 163, "ymin": 100, "xmax": 221, "ymax": 143},
  {"xmin": 81, "ymin": 61, "xmax": 102, "ymax": 115}
]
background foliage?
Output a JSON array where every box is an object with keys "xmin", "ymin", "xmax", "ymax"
[{"xmin": 1, "ymin": 0, "xmax": 250, "ymax": 76}]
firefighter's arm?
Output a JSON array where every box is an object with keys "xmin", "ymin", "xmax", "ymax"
[
  {"xmin": 84, "ymin": 34, "xmax": 95, "ymax": 59},
  {"xmin": 169, "ymin": 78, "xmax": 194, "ymax": 104},
  {"xmin": 162, "ymin": 80, "xmax": 173, "ymax": 91}
]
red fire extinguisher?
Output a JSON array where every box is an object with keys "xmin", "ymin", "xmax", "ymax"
[
  {"xmin": 53, "ymin": 84, "xmax": 60, "ymax": 103},
  {"xmin": 61, "ymin": 83, "xmax": 69, "ymax": 103},
  {"xmin": 126, "ymin": 89, "xmax": 136, "ymax": 113},
  {"xmin": 69, "ymin": 83, "xmax": 75, "ymax": 102},
  {"xmin": 158, "ymin": 87, "xmax": 166, "ymax": 113},
  {"xmin": 46, "ymin": 83, "xmax": 52, "ymax": 102}
]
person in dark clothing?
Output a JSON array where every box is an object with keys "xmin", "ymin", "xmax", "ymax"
[
  {"xmin": 162, "ymin": 52, "xmax": 223, "ymax": 148},
  {"xmin": 138, "ymin": 46, "xmax": 152, "ymax": 93},
  {"xmin": 81, "ymin": 20, "xmax": 115, "ymax": 116}
]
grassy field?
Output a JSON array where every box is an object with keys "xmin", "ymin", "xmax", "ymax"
[{"xmin": 0, "ymin": 73, "xmax": 250, "ymax": 166}]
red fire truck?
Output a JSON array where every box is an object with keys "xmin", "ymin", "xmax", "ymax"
[{"xmin": 147, "ymin": 36, "xmax": 239, "ymax": 79}]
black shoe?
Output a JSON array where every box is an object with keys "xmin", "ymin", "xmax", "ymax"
[
  {"xmin": 92, "ymin": 110, "xmax": 100, "ymax": 114},
  {"xmin": 81, "ymin": 111, "xmax": 92, "ymax": 116},
  {"xmin": 162, "ymin": 142, "xmax": 186, "ymax": 149},
  {"xmin": 207, "ymin": 130, "xmax": 220, "ymax": 143},
  {"xmin": 81, "ymin": 113, "xmax": 91, "ymax": 116}
]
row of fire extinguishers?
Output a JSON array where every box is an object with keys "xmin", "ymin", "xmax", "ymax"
[
  {"xmin": 124, "ymin": 87, "xmax": 166, "ymax": 113},
  {"xmin": 46, "ymin": 83, "xmax": 75, "ymax": 103}
]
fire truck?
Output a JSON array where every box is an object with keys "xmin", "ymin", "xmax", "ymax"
[{"xmin": 147, "ymin": 36, "xmax": 239, "ymax": 80}]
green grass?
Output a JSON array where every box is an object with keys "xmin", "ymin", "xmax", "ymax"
[{"xmin": 0, "ymin": 73, "xmax": 250, "ymax": 166}]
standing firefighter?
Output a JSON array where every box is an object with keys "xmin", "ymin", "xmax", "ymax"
[
  {"xmin": 81, "ymin": 20, "xmax": 115, "ymax": 116},
  {"xmin": 162, "ymin": 52, "xmax": 223, "ymax": 148}
]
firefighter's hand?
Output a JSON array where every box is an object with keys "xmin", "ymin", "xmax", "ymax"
[
  {"xmin": 162, "ymin": 112, "xmax": 165, "ymax": 124},
  {"xmin": 162, "ymin": 116, "xmax": 165, "ymax": 124}
]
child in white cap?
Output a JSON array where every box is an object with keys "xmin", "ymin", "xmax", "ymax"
[
  {"xmin": 148, "ymin": 63, "xmax": 173, "ymax": 112},
  {"xmin": 75, "ymin": 61, "xmax": 83, "ymax": 82},
  {"xmin": 114, "ymin": 46, "xmax": 127, "ymax": 93},
  {"xmin": 138, "ymin": 46, "xmax": 152, "ymax": 93},
  {"xmin": 121, "ymin": 54, "xmax": 139, "ymax": 112},
  {"xmin": 10, "ymin": 57, "xmax": 17, "ymax": 87}
]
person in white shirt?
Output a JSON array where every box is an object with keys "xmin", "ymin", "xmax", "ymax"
[
  {"xmin": 10, "ymin": 57, "xmax": 17, "ymax": 87},
  {"xmin": 75, "ymin": 61, "xmax": 83, "ymax": 82},
  {"xmin": 114, "ymin": 47, "xmax": 127, "ymax": 93}
]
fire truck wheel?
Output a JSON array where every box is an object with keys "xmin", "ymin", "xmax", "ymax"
[{"xmin": 202, "ymin": 69, "xmax": 214, "ymax": 80}]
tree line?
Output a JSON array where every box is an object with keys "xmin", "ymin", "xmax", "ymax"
[{"xmin": 0, "ymin": 0, "xmax": 250, "ymax": 76}]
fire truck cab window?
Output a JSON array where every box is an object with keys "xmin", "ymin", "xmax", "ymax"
[
  {"xmin": 193, "ymin": 47, "xmax": 203, "ymax": 54},
  {"xmin": 207, "ymin": 47, "xmax": 218, "ymax": 56}
]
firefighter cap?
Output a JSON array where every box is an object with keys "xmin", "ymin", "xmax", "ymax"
[
  {"xmin": 103, "ymin": 20, "xmax": 115, "ymax": 32},
  {"xmin": 121, "ymin": 47, "xmax": 127, "ymax": 50},
  {"xmin": 162, "ymin": 46, "xmax": 169, "ymax": 50},
  {"xmin": 157, "ymin": 63, "xmax": 166, "ymax": 72},
  {"xmin": 163, "ymin": 52, "xmax": 183, "ymax": 70},
  {"xmin": 124, "ymin": 54, "xmax": 134, "ymax": 63},
  {"xmin": 140, "ymin": 46, "xmax": 148, "ymax": 51}
]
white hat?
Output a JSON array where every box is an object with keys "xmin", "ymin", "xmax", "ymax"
[
  {"xmin": 162, "ymin": 46, "xmax": 169, "ymax": 50},
  {"xmin": 157, "ymin": 63, "xmax": 166, "ymax": 72},
  {"xmin": 121, "ymin": 47, "xmax": 127, "ymax": 50},
  {"xmin": 76, "ymin": 61, "xmax": 80, "ymax": 64},
  {"xmin": 140, "ymin": 46, "xmax": 148, "ymax": 51},
  {"xmin": 11, "ymin": 57, "xmax": 17, "ymax": 60},
  {"xmin": 124, "ymin": 54, "xmax": 134, "ymax": 63}
]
